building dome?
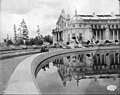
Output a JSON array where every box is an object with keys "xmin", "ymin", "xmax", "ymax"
[{"xmin": 71, "ymin": 15, "xmax": 83, "ymax": 23}]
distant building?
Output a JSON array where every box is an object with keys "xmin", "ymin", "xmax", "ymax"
[
  {"xmin": 52, "ymin": 9, "xmax": 120, "ymax": 45},
  {"xmin": 14, "ymin": 19, "xmax": 29, "ymax": 43}
]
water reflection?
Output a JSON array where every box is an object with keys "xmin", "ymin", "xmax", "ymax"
[
  {"xmin": 37, "ymin": 50, "xmax": 120, "ymax": 94},
  {"xmin": 52, "ymin": 51, "xmax": 120, "ymax": 86}
]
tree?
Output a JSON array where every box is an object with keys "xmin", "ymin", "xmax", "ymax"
[
  {"xmin": 29, "ymin": 38, "xmax": 35, "ymax": 45},
  {"xmin": 29, "ymin": 37, "xmax": 43, "ymax": 45},
  {"xmin": 16, "ymin": 39, "xmax": 24, "ymax": 46},
  {"xmin": 7, "ymin": 40, "xmax": 13, "ymax": 45},
  {"xmin": 37, "ymin": 40, "xmax": 43, "ymax": 45},
  {"xmin": 25, "ymin": 41, "xmax": 30, "ymax": 45},
  {"xmin": 44, "ymin": 35, "xmax": 53, "ymax": 44},
  {"xmin": 4, "ymin": 39, "xmax": 7, "ymax": 43}
]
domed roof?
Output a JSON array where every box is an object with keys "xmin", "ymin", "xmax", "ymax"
[{"xmin": 71, "ymin": 15, "xmax": 84, "ymax": 23}]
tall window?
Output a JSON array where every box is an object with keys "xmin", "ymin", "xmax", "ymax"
[
  {"xmin": 97, "ymin": 54, "xmax": 100, "ymax": 65},
  {"xmin": 97, "ymin": 30, "xmax": 100, "ymax": 40},
  {"xmin": 102, "ymin": 54, "xmax": 105, "ymax": 65},
  {"xmin": 78, "ymin": 33, "xmax": 82, "ymax": 41},
  {"xmin": 101, "ymin": 30, "xmax": 104, "ymax": 40},
  {"xmin": 115, "ymin": 53, "xmax": 118, "ymax": 64},
  {"xmin": 109, "ymin": 30, "xmax": 113, "ymax": 40},
  {"xmin": 114, "ymin": 30, "xmax": 117, "ymax": 40},
  {"xmin": 93, "ymin": 30, "xmax": 96, "ymax": 40},
  {"xmin": 110, "ymin": 54, "xmax": 114, "ymax": 65}
]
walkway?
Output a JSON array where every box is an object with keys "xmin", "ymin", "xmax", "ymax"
[
  {"xmin": 3, "ymin": 53, "xmax": 42, "ymax": 94},
  {"xmin": 0, "ymin": 55, "xmax": 32, "ymax": 94}
]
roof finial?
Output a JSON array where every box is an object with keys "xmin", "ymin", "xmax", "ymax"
[
  {"xmin": 75, "ymin": 8, "xmax": 77, "ymax": 16},
  {"xmin": 21, "ymin": 19, "xmax": 25, "ymax": 24}
]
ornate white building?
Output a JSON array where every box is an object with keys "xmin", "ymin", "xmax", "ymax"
[{"xmin": 52, "ymin": 9, "xmax": 120, "ymax": 45}]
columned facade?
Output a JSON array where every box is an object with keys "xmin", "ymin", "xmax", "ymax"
[{"xmin": 52, "ymin": 10, "xmax": 120, "ymax": 45}]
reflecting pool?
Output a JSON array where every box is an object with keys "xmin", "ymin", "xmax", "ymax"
[{"xmin": 36, "ymin": 50, "xmax": 120, "ymax": 94}]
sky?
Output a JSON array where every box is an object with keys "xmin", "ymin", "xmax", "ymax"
[{"xmin": 0, "ymin": 0, "xmax": 119, "ymax": 42}]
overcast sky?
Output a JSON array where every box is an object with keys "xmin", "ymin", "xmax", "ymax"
[{"xmin": 0, "ymin": 0, "xmax": 119, "ymax": 42}]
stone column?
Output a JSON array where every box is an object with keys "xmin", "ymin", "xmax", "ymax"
[
  {"xmin": 96, "ymin": 31, "xmax": 98, "ymax": 41},
  {"xmin": 97, "ymin": 30, "xmax": 99, "ymax": 41},
  {"xmin": 117, "ymin": 53, "xmax": 119, "ymax": 64},
  {"xmin": 104, "ymin": 30, "xmax": 106, "ymax": 40},
  {"xmin": 117, "ymin": 30, "xmax": 119, "ymax": 40},
  {"xmin": 58, "ymin": 32, "xmax": 59, "ymax": 41},
  {"xmin": 109, "ymin": 30, "xmax": 112, "ymax": 41},
  {"xmin": 96, "ymin": 55, "xmax": 98, "ymax": 65},
  {"xmin": 113, "ymin": 30, "xmax": 115, "ymax": 41},
  {"xmin": 59, "ymin": 32, "xmax": 60, "ymax": 41},
  {"xmin": 118, "ymin": 30, "xmax": 119, "ymax": 41},
  {"xmin": 113, "ymin": 53, "xmax": 116, "ymax": 64},
  {"xmin": 100, "ymin": 30, "xmax": 101, "ymax": 41},
  {"xmin": 105, "ymin": 25, "xmax": 109, "ymax": 41},
  {"xmin": 89, "ymin": 28, "xmax": 93, "ymax": 41},
  {"xmin": 63, "ymin": 31, "xmax": 67, "ymax": 44},
  {"xmin": 64, "ymin": 31, "xmax": 67, "ymax": 43},
  {"xmin": 56, "ymin": 33, "xmax": 57, "ymax": 43},
  {"xmin": 53, "ymin": 34, "xmax": 55, "ymax": 45},
  {"xmin": 57, "ymin": 33, "xmax": 58, "ymax": 41},
  {"xmin": 100, "ymin": 54, "xmax": 102, "ymax": 65},
  {"xmin": 70, "ymin": 32, "xmax": 72, "ymax": 41},
  {"xmin": 118, "ymin": 53, "xmax": 120, "ymax": 64},
  {"xmin": 61, "ymin": 32, "xmax": 63, "ymax": 41}
]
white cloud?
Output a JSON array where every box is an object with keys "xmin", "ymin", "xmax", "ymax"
[
  {"xmin": 89, "ymin": 0, "xmax": 119, "ymax": 14},
  {"xmin": 0, "ymin": 0, "xmax": 119, "ymax": 42},
  {"xmin": 1, "ymin": 0, "xmax": 33, "ymax": 14}
]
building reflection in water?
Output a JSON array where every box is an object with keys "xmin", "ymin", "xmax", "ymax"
[{"xmin": 41, "ymin": 50, "xmax": 120, "ymax": 87}]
